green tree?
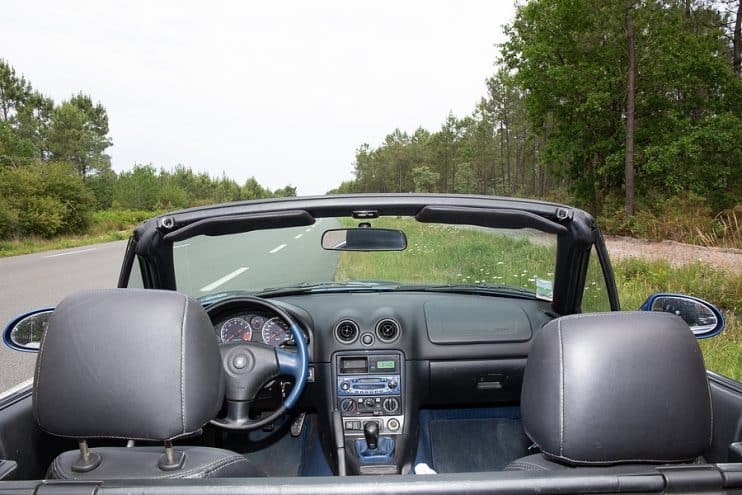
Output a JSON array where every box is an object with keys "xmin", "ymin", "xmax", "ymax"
[
  {"xmin": 47, "ymin": 94, "xmax": 112, "ymax": 178},
  {"xmin": 0, "ymin": 60, "xmax": 52, "ymax": 165},
  {"xmin": 411, "ymin": 165, "xmax": 439, "ymax": 192},
  {"xmin": 242, "ymin": 177, "xmax": 273, "ymax": 200}
]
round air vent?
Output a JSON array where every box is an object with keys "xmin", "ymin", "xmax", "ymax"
[
  {"xmin": 375, "ymin": 318, "xmax": 400, "ymax": 343},
  {"xmin": 334, "ymin": 319, "xmax": 360, "ymax": 344}
]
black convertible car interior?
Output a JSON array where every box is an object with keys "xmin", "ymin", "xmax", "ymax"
[{"xmin": 0, "ymin": 194, "xmax": 740, "ymax": 495}]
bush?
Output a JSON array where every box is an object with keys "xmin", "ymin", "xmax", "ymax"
[
  {"xmin": 41, "ymin": 162, "xmax": 95, "ymax": 233},
  {"xmin": 89, "ymin": 209, "xmax": 162, "ymax": 234},
  {"xmin": 0, "ymin": 162, "xmax": 94, "ymax": 239},
  {"xmin": 599, "ymin": 193, "xmax": 741, "ymax": 248},
  {"xmin": 18, "ymin": 196, "xmax": 65, "ymax": 237},
  {"xmin": 0, "ymin": 198, "xmax": 19, "ymax": 239}
]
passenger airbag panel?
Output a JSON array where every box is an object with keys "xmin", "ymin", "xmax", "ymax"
[{"xmin": 425, "ymin": 298, "xmax": 532, "ymax": 344}]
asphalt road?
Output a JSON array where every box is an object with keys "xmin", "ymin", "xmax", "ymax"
[
  {"xmin": 0, "ymin": 240, "xmax": 128, "ymax": 393},
  {"xmin": 173, "ymin": 218, "xmax": 339, "ymax": 296},
  {"xmin": 0, "ymin": 218, "xmax": 341, "ymax": 394}
]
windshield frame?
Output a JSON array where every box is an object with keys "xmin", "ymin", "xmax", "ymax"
[{"xmin": 119, "ymin": 193, "xmax": 612, "ymax": 314}]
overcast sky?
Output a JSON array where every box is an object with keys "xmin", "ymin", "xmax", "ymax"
[{"xmin": 2, "ymin": 1, "xmax": 515, "ymax": 195}]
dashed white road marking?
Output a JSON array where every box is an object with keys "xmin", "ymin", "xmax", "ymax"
[
  {"xmin": 199, "ymin": 267, "xmax": 249, "ymax": 292},
  {"xmin": 294, "ymin": 234, "xmax": 303, "ymax": 239},
  {"xmin": 43, "ymin": 248, "xmax": 96, "ymax": 258},
  {"xmin": 269, "ymin": 244, "xmax": 287, "ymax": 254}
]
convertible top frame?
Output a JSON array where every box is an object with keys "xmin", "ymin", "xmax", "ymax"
[{"xmin": 119, "ymin": 193, "xmax": 619, "ymax": 315}]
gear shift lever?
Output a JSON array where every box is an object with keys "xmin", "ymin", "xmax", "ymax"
[{"xmin": 363, "ymin": 421, "xmax": 379, "ymax": 450}]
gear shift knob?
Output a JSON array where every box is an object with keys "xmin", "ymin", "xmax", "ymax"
[{"xmin": 363, "ymin": 421, "xmax": 379, "ymax": 450}]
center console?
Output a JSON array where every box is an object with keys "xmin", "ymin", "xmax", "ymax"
[{"xmin": 333, "ymin": 351, "xmax": 407, "ymax": 474}]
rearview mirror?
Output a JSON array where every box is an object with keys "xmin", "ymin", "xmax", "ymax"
[
  {"xmin": 3, "ymin": 308, "xmax": 54, "ymax": 352},
  {"xmin": 321, "ymin": 228, "xmax": 407, "ymax": 251},
  {"xmin": 640, "ymin": 293, "xmax": 724, "ymax": 339}
]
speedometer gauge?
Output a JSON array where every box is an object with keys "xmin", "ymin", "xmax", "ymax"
[
  {"xmin": 220, "ymin": 317, "xmax": 253, "ymax": 343},
  {"xmin": 261, "ymin": 317, "xmax": 291, "ymax": 346}
]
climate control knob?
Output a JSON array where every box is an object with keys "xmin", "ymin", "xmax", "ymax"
[
  {"xmin": 383, "ymin": 397, "xmax": 399, "ymax": 413},
  {"xmin": 340, "ymin": 398, "xmax": 356, "ymax": 413}
]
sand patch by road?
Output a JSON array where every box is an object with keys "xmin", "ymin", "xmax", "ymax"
[{"xmin": 605, "ymin": 236, "xmax": 741, "ymax": 274}]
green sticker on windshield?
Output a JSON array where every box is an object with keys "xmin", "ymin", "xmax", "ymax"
[{"xmin": 536, "ymin": 278, "xmax": 553, "ymax": 301}]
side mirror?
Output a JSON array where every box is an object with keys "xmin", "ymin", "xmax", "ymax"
[
  {"xmin": 321, "ymin": 228, "xmax": 407, "ymax": 251},
  {"xmin": 3, "ymin": 308, "xmax": 54, "ymax": 352},
  {"xmin": 640, "ymin": 293, "xmax": 724, "ymax": 339}
]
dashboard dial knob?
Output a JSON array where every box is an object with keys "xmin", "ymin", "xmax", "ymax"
[
  {"xmin": 340, "ymin": 398, "xmax": 356, "ymax": 413},
  {"xmin": 383, "ymin": 397, "xmax": 399, "ymax": 413}
]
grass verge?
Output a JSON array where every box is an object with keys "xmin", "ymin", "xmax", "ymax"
[
  {"xmin": 336, "ymin": 218, "xmax": 741, "ymax": 381},
  {"xmin": 0, "ymin": 209, "xmax": 160, "ymax": 258}
]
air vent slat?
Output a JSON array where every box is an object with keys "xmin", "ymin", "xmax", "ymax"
[
  {"xmin": 334, "ymin": 319, "xmax": 359, "ymax": 344},
  {"xmin": 375, "ymin": 318, "xmax": 400, "ymax": 342}
]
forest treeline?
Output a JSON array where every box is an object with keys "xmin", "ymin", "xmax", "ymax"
[
  {"xmin": 330, "ymin": 0, "xmax": 741, "ymax": 244},
  {"xmin": 0, "ymin": 60, "xmax": 294, "ymax": 239}
]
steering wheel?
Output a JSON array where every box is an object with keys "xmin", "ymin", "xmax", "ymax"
[{"xmin": 208, "ymin": 297, "xmax": 309, "ymax": 431}]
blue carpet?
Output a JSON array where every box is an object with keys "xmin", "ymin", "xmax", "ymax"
[{"xmin": 415, "ymin": 407, "xmax": 530, "ymax": 473}]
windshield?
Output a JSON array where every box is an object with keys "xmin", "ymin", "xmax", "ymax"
[{"xmin": 173, "ymin": 216, "xmax": 557, "ymax": 301}]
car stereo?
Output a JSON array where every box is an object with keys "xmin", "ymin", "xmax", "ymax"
[{"xmin": 334, "ymin": 351, "xmax": 404, "ymax": 436}]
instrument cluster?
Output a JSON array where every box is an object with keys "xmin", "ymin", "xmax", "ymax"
[{"xmin": 214, "ymin": 312, "xmax": 304, "ymax": 347}]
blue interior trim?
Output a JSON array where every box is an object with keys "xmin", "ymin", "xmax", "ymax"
[{"xmin": 415, "ymin": 407, "xmax": 522, "ymax": 468}]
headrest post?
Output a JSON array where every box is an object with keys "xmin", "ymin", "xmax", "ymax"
[
  {"xmin": 79, "ymin": 439, "xmax": 90, "ymax": 462},
  {"xmin": 158, "ymin": 440, "xmax": 186, "ymax": 471},
  {"xmin": 70, "ymin": 439, "xmax": 101, "ymax": 473},
  {"xmin": 164, "ymin": 441, "xmax": 174, "ymax": 464}
]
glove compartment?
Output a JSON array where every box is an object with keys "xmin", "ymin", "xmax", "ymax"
[{"xmin": 427, "ymin": 359, "xmax": 525, "ymax": 405}]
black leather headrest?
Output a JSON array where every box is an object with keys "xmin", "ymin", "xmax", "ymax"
[
  {"xmin": 521, "ymin": 312, "xmax": 711, "ymax": 465},
  {"xmin": 34, "ymin": 289, "xmax": 224, "ymax": 442}
]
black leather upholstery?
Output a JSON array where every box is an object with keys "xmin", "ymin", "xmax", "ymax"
[
  {"xmin": 34, "ymin": 289, "xmax": 224, "ymax": 441},
  {"xmin": 48, "ymin": 447, "xmax": 266, "ymax": 479},
  {"xmin": 510, "ymin": 311, "xmax": 711, "ymax": 469},
  {"xmin": 35, "ymin": 289, "xmax": 264, "ymax": 479},
  {"xmin": 504, "ymin": 454, "xmax": 666, "ymax": 474}
]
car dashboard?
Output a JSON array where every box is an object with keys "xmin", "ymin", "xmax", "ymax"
[{"xmin": 205, "ymin": 290, "xmax": 555, "ymax": 475}]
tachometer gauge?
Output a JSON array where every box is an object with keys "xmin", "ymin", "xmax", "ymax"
[
  {"xmin": 220, "ymin": 317, "xmax": 253, "ymax": 343},
  {"xmin": 261, "ymin": 317, "xmax": 291, "ymax": 346},
  {"xmin": 249, "ymin": 315, "xmax": 266, "ymax": 331}
]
